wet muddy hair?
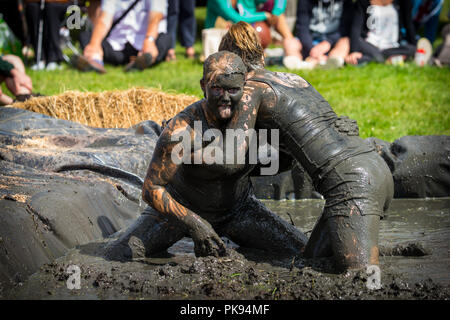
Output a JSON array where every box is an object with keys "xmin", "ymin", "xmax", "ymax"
[
  {"xmin": 219, "ymin": 21, "xmax": 265, "ymax": 71},
  {"xmin": 202, "ymin": 50, "xmax": 247, "ymax": 84}
]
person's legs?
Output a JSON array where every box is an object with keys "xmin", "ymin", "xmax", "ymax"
[
  {"xmin": 103, "ymin": 206, "xmax": 186, "ymax": 261},
  {"xmin": 79, "ymin": 29, "xmax": 92, "ymax": 50},
  {"xmin": 43, "ymin": 2, "xmax": 68, "ymax": 64},
  {"xmin": 166, "ymin": 0, "xmax": 179, "ymax": 60},
  {"xmin": 359, "ymin": 39, "xmax": 384, "ymax": 63},
  {"xmin": 102, "ymin": 40, "xmax": 128, "ymax": 65},
  {"xmin": 179, "ymin": 0, "xmax": 196, "ymax": 57},
  {"xmin": 328, "ymin": 37, "xmax": 350, "ymax": 60},
  {"xmin": 154, "ymin": 32, "xmax": 173, "ymax": 64},
  {"xmin": 219, "ymin": 194, "xmax": 308, "ymax": 256},
  {"xmin": 316, "ymin": 37, "xmax": 350, "ymax": 69},
  {"xmin": 122, "ymin": 33, "xmax": 171, "ymax": 71},
  {"xmin": 86, "ymin": 0, "xmax": 102, "ymax": 26},
  {"xmin": 308, "ymin": 210, "xmax": 381, "ymax": 271},
  {"xmin": 356, "ymin": 38, "xmax": 385, "ymax": 64},
  {"xmin": 382, "ymin": 44, "xmax": 416, "ymax": 61},
  {"xmin": 305, "ymin": 152, "xmax": 394, "ymax": 271},
  {"xmin": 424, "ymin": 9, "xmax": 441, "ymax": 44},
  {"xmin": 25, "ymin": 2, "xmax": 40, "ymax": 63},
  {"xmin": 275, "ymin": 14, "xmax": 303, "ymax": 60}
]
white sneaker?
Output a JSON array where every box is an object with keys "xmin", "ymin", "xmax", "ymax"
[
  {"xmin": 319, "ymin": 56, "xmax": 345, "ymax": 70},
  {"xmin": 414, "ymin": 37, "xmax": 433, "ymax": 67},
  {"xmin": 31, "ymin": 61, "xmax": 45, "ymax": 70},
  {"xmin": 46, "ymin": 62, "xmax": 62, "ymax": 71},
  {"xmin": 282, "ymin": 55, "xmax": 313, "ymax": 70},
  {"xmin": 265, "ymin": 47, "xmax": 284, "ymax": 57}
]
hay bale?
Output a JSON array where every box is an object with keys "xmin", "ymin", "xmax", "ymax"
[{"xmin": 12, "ymin": 88, "xmax": 198, "ymax": 128}]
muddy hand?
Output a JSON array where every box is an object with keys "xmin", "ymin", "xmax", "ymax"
[{"xmin": 184, "ymin": 215, "xmax": 227, "ymax": 257}]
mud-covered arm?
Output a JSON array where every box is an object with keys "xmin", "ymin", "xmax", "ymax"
[{"xmin": 142, "ymin": 114, "xmax": 226, "ymax": 257}]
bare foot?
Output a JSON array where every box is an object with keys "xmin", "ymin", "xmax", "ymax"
[
  {"xmin": 186, "ymin": 47, "xmax": 195, "ymax": 59},
  {"xmin": 283, "ymin": 37, "xmax": 302, "ymax": 60},
  {"xmin": 166, "ymin": 49, "xmax": 176, "ymax": 62}
]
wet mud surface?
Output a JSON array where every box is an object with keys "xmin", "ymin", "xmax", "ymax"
[
  {"xmin": 1, "ymin": 107, "xmax": 449, "ymax": 300},
  {"xmin": 3, "ymin": 198, "xmax": 449, "ymax": 300}
]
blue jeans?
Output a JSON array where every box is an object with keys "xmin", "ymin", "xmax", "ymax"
[
  {"xmin": 167, "ymin": 0, "xmax": 196, "ymax": 49},
  {"xmin": 411, "ymin": 0, "xmax": 443, "ymax": 44}
]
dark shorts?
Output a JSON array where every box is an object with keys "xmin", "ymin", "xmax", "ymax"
[{"xmin": 311, "ymin": 31, "xmax": 341, "ymax": 48}]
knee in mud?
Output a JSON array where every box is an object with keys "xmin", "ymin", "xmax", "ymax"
[
  {"xmin": 103, "ymin": 240, "xmax": 134, "ymax": 262},
  {"xmin": 328, "ymin": 215, "xmax": 379, "ymax": 272}
]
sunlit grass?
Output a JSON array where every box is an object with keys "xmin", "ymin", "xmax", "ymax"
[{"xmin": 17, "ymin": 50, "xmax": 449, "ymax": 142}]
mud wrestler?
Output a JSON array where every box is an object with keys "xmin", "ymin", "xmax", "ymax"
[
  {"xmin": 218, "ymin": 21, "xmax": 394, "ymax": 271},
  {"xmin": 104, "ymin": 51, "xmax": 307, "ymax": 260}
]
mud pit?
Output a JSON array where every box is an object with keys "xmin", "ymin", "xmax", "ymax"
[
  {"xmin": 0, "ymin": 107, "xmax": 449, "ymax": 300},
  {"xmin": 3, "ymin": 198, "xmax": 449, "ymax": 300}
]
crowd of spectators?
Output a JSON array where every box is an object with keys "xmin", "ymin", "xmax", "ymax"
[{"xmin": 0, "ymin": 0, "xmax": 449, "ymax": 104}]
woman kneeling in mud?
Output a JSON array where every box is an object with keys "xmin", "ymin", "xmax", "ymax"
[{"xmin": 104, "ymin": 51, "xmax": 307, "ymax": 260}]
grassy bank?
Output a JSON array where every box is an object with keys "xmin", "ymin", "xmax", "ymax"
[
  {"xmin": 19, "ymin": 55, "xmax": 449, "ymax": 142},
  {"xmin": 2, "ymin": 6, "xmax": 450, "ymax": 141}
]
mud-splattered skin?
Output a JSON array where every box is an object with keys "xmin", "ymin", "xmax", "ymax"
[
  {"xmin": 132, "ymin": 52, "xmax": 307, "ymax": 259},
  {"xmin": 230, "ymin": 67, "xmax": 394, "ymax": 271}
]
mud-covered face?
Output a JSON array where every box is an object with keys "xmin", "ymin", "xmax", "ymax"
[{"xmin": 205, "ymin": 72, "xmax": 245, "ymax": 121}]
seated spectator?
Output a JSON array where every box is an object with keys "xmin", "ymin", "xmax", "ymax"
[
  {"xmin": 294, "ymin": 0, "xmax": 354, "ymax": 69},
  {"xmin": 166, "ymin": 0, "xmax": 196, "ymax": 61},
  {"xmin": 346, "ymin": 0, "xmax": 417, "ymax": 66},
  {"xmin": 25, "ymin": 0, "xmax": 70, "ymax": 70},
  {"xmin": 205, "ymin": 0, "xmax": 303, "ymax": 66},
  {"xmin": 0, "ymin": 55, "xmax": 35, "ymax": 105},
  {"xmin": 412, "ymin": 0, "xmax": 443, "ymax": 44},
  {"xmin": 433, "ymin": 23, "xmax": 450, "ymax": 66},
  {"xmin": 72, "ymin": 0, "xmax": 171, "ymax": 73}
]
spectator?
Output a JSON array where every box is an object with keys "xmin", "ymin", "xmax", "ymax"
[
  {"xmin": 412, "ymin": 0, "xmax": 443, "ymax": 44},
  {"xmin": 0, "ymin": 0, "xmax": 28, "ymax": 45},
  {"xmin": 166, "ymin": 0, "xmax": 196, "ymax": 61},
  {"xmin": 433, "ymin": 23, "xmax": 450, "ymax": 66},
  {"xmin": 0, "ymin": 54, "xmax": 34, "ymax": 105},
  {"xmin": 205, "ymin": 0, "xmax": 303, "ymax": 66},
  {"xmin": 346, "ymin": 0, "xmax": 417, "ymax": 66},
  {"xmin": 25, "ymin": 0, "xmax": 70, "ymax": 71},
  {"xmin": 294, "ymin": 0, "xmax": 354, "ymax": 69},
  {"xmin": 72, "ymin": 0, "xmax": 171, "ymax": 73}
]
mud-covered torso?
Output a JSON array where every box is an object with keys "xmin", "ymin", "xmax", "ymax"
[
  {"xmin": 165, "ymin": 104, "xmax": 256, "ymax": 221},
  {"xmin": 250, "ymin": 70, "xmax": 374, "ymax": 180}
]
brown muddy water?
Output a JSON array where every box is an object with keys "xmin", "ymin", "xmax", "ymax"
[
  {"xmin": 169, "ymin": 198, "xmax": 450, "ymax": 285},
  {"xmin": 4, "ymin": 198, "xmax": 450, "ymax": 300},
  {"xmin": 264, "ymin": 198, "xmax": 450, "ymax": 286}
]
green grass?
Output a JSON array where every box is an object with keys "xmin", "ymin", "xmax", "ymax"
[
  {"xmin": 2, "ymin": 5, "xmax": 449, "ymax": 142},
  {"xmin": 16, "ymin": 50, "xmax": 449, "ymax": 142}
]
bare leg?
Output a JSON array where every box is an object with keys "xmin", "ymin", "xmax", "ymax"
[
  {"xmin": 274, "ymin": 14, "xmax": 302, "ymax": 60},
  {"xmin": 328, "ymin": 37, "xmax": 350, "ymax": 60},
  {"xmin": 87, "ymin": 0, "xmax": 101, "ymax": 25}
]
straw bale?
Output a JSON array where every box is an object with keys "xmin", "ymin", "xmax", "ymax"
[{"xmin": 11, "ymin": 88, "xmax": 198, "ymax": 128}]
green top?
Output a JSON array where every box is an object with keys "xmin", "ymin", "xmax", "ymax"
[
  {"xmin": 205, "ymin": 0, "xmax": 287, "ymax": 29},
  {"xmin": 0, "ymin": 56, "xmax": 14, "ymax": 78}
]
